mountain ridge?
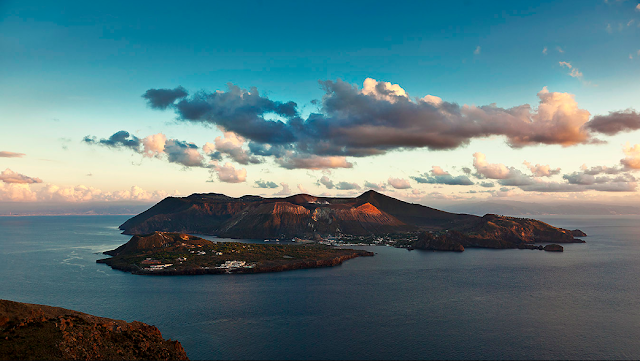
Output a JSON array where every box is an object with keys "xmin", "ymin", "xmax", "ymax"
[{"xmin": 119, "ymin": 190, "xmax": 477, "ymax": 238}]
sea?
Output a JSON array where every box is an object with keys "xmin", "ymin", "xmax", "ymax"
[{"xmin": 1, "ymin": 215, "xmax": 640, "ymax": 360}]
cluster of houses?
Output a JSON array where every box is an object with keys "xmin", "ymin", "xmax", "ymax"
[{"xmin": 215, "ymin": 260, "xmax": 255, "ymax": 269}]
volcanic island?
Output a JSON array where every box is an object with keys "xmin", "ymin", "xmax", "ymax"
[{"xmin": 98, "ymin": 190, "xmax": 587, "ymax": 275}]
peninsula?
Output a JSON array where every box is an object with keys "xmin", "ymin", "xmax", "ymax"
[
  {"xmin": 97, "ymin": 232, "xmax": 374, "ymax": 275},
  {"xmin": 119, "ymin": 190, "xmax": 586, "ymax": 252}
]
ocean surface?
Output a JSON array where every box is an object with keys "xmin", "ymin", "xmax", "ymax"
[{"xmin": 1, "ymin": 215, "xmax": 640, "ymax": 360}]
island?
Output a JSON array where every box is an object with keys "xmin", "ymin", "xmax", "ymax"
[
  {"xmin": 96, "ymin": 231, "xmax": 374, "ymax": 275},
  {"xmin": 117, "ymin": 190, "xmax": 586, "ymax": 252},
  {"xmin": 0, "ymin": 299, "xmax": 188, "ymax": 360}
]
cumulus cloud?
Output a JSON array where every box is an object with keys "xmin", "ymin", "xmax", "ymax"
[
  {"xmin": 523, "ymin": 161, "xmax": 561, "ymax": 177},
  {"xmin": 586, "ymin": 110, "xmax": 640, "ymax": 135},
  {"xmin": 277, "ymin": 155, "xmax": 353, "ymax": 170},
  {"xmin": 0, "ymin": 183, "xmax": 172, "ymax": 202},
  {"xmin": 142, "ymin": 133, "xmax": 167, "ymax": 158},
  {"xmin": 210, "ymin": 162, "xmax": 247, "ymax": 183},
  {"xmin": 273, "ymin": 182, "xmax": 291, "ymax": 196},
  {"xmin": 0, "ymin": 183, "xmax": 37, "ymax": 201},
  {"xmin": 86, "ymin": 131, "xmax": 208, "ymax": 168},
  {"xmin": 542, "ymin": 47, "xmax": 548, "ymax": 55},
  {"xmin": 473, "ymin": 153, "xmax": 512, "ymax": 179},
  {"xmin": 164, "ymin": 140, "xmax": 205, "ymax": 167},
  {"xmin": 363, "ymin": 181, "xmax": 387, "ymax": 191},
  {"xmin": 474, "ymin": 46, "xmax": 481, "ymax": 55},
  {"xmin": 144, "ymin": 79, "xmax": 625, "ymax": 162},
  {"xmin": 0, "ymin": 169, "xmax": 42, "ymax": 184},
  {"xmin": 621, "ymin": 143, "xmax": 640, "ymax": 169},
  {"xmin": 210, "ymin": 131, "xmax": 261, "ymax": 165},
  {"xmin": 83, "ymin": 131, "xmax": 141, "ymax": 151},
  {"xmin": 255, "ymin": 179, "xmax": 279, "ymax": 188},
  {"xmin": 318, "ymin": 176, "xmax": 335, "ymax": 189},
  {"xmin": 472, "ymin": 153, "xmax": 535, "ymax": 186},
  {"xmin": 411, "ymin": 166, "xmax": 474, "ymax": 185},
  {"xmin": 297, "ymin": 184, "xmax": 308, "ymax": 193},
  {"xmin": 479, "ymin": 181, "xmax": 495, "ymax": 188},
  {"xmin": 335, "ymin": 181, "xmax": 361, "ymax": 190},
  {"xmin": 388, "ymin": 177, "xmax": 411, "ymax": 189},
  {"xmin": 0, "ymin": 151, "xmax": 25, "ymax": 158},
  {"xmin": 141, "ymin": 86, "xmax": 188, "ymax": 109}
]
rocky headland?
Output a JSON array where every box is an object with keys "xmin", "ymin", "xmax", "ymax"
[
  {"xmin": 411, "ymin": 214, "xmax": 585, "ymax": 252},
  {"xmin": 97, "ymin": 232, "xmax": 373, "ymax": 275},
  {"xmin": 0, "ymin": 299, "xmax": 188, "ymax": 360}
]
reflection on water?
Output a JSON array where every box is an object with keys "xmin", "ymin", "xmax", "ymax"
[{"xmin": 1, "ymin": 215, "xmax": 640, "ymax": 360}]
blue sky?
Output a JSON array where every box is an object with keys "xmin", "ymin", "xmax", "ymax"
[{"xmin": 1, "ymin": 0, "xmax": 639, "ymax": 206}]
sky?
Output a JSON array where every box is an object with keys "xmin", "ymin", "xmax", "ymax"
[{"xmin": 1, "ymin": 0, "xmax": 640, "ymax": 209}]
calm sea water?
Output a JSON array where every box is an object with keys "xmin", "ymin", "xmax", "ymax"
[{"xmin": 1, "ymin": 215, "xmax": 640, "ymax": 360}]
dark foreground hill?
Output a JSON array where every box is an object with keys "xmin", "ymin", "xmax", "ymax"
[
  {"xmin": 119, "ymin": 190, "xmax": 477, "ymax": 238},
  {"xmin": 0, "ymin": 299, "xmax": 188, "ymax": 360}
]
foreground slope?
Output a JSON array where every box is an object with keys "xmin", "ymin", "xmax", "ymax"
[
  {"xmin": 0, "ymin": 299, "xmax": 188, "ymax": 360},
  {"xmin": 119, "ymin": 190, "xmax": 476, "ymax": 238}
]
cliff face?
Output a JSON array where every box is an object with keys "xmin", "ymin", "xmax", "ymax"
[
  {"xmin": 119, "ymin": 190, "xmax": 477, "ymax": 238},
  {"xmin": 0, "ymin": 300, "xmax": 188, "ymax": 360},
  {"xmin": 412, "ymin": 214, "xmax": 585, "ymax": 251}
]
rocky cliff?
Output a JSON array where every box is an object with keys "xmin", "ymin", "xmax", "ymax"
[{"xmin": 0, "ymin": 299, "xmax": 188, "ymax": 360}]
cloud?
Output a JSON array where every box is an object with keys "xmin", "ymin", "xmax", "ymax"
[
  {"xmin": 556, "ymin": 46, "xmax": 564, "ymax": 53},
  {"xmin": 472, "ymin": 153, "xmax": 536, "ymax": 186},
  {"xmin": 411, "ymin": 166, "xmax": 474, "ymax": 185},
  {"xmin": 255, "ymin": 179, "xmax": 279, "ymax": 188},
  {"xmin": 621, "ymin": 143, "xmax": 640, "ymax": 169},
  {"xmin": 474, "ymin": 46, "xmax": 481, "ymax": 55},
  {"xmin": 363, "ymin": 181, "xmax": 387, "ymax": 191},
  {"xmin": 559, "ymin": 62, "xmax": 583, "ymax": 79},
  {"xmin": 0, "ymin": 169, "xmax": 42, "ymax": 184},
  {"xmin": 141, "ymin": 86, "xmax": 188, "ymax": 109},
  {"xmin": 0, "ymin": 183, "xmax": 37, "ymax": 201},
  {"xmin": 86, "ymin": 131, "xmax": 208, "ymax": 168},
  {"xmin": 210, "ymin": 162, "xmax": 247, "ymax": 183},
  {"xmin": 585, "ymin": 110, "xmax": 640, "ymax": 135},
  {"xmin": 388, "ymin": 177, "xmax": 411, "ymax": 189},
  {"xmin": 141, "ymin": 79, "xmax": 638, "ymax": 166},
  {"xmin": 277, "ymin": 155, "xmax": 353, "ymax": 170},
  {"xmin": 144, "ymin": 79, "xmax": 612, "ymax": 160},
  {"xmin": 297, "ymin": 184, "xmax": 308, "ymax": 193},
  {"xmin": 142, "ymin": 133, "xmax": 167, "ymax": 158},
  {"xmin": 0, "ymin": 183, "xmax": 172, "ymax": 203},
  {"xmin": 83, "ymin": 131, "xmax": 141, "ymax": 151},
  {"xmin": 164, "ymin": 140, "xmax": 205, "ymax": 167},
  {"xmin": 0, "ymin": 151, "xmax": 25, "ymax": 158},
  {"xmin": 273, "ymin": 182, "xmax": 291, "ymax": 196},
  {"xmin": 542, "ymin": 47, "xmax": 548, "ymax": 55},
  {"xmin": 559, "ymin": 61, "xmax": 573, "ymax": 69},
  {"xmin": 431, "ymin": 166, "xmax": 449, "ymax": 176},
  {"xmin": 636, "ymin": 3, "xmax": 640, "ymax": 10},
  {"xmin": 479, "ymin": 181, "xmax": 495, "ymax": 188},
  {"xmin": 318, "ymin": 176, "xmax": 335, "ymax": 189},
  {"xmin": 523, "ymin": 161, "xmax": 561, "ymax": 177},
  {"xmin": 473, "ymin": 153, "xmax": 512, "ymax": 179},
  {"xmin": 335, "ymin": 181, "xmax": 361, "ymax": 190},
  {"xmin": 210, "ymin": 131, "xmax": 261, "ymax": 165}
]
